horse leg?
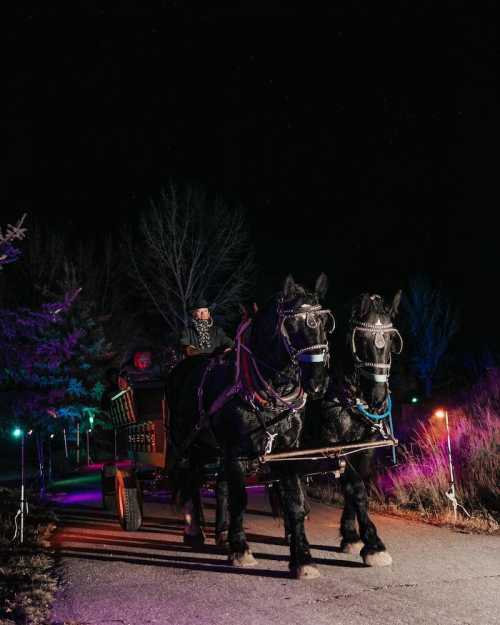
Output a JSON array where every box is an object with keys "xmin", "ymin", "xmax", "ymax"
[
  {"xmin": 226, "ymin": 457, "xmax": 257, "ymax": 567},
  {"xmin": 280, "ymin": 470, "xmax": 320, "ymax": 579},
  {"xmin": 339, "ymin": 469, "xmax": 363, "ymax": 555},
  {"xmin": 214, "ymin": 467, "xmax": 229, "ymax": 550},
  {"xmin": 343, "ymin": 455, "xmax": 392, "ymax": 566},
  {"xmin": 180, "ymin": 469, "xmax": 205, "ymax": 547}
]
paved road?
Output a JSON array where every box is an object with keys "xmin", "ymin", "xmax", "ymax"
[{"xmin": 49, "ymin": 471, "xmax": 500, "ymax": 625}]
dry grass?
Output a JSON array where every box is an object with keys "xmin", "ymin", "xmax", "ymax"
[
  {"xmin": 307, "ymin": 396, "xmax": 500, "ymax": 534},
  {"xmin": 0, "ymin": 489, "xmax": 59, "ymax": 625},
  {"xmin": 376, "ymin": 406, "xmax": 500, "ymax": 529}
]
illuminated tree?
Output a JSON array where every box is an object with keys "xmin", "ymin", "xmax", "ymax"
[{"xmin": 403, "ymin": 275, "xmax": 459, "ymax": 397}]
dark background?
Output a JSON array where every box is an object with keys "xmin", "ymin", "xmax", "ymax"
[{"xmin": 4, "ymin": 4, "xmax": 498, "ymax": 351}]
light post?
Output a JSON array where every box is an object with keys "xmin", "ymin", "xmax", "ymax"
[
  {"xmin": 434, "ymin": 408, "xmax": 458, "ymax": 523},
  {"xmin": 76, "ymin": 420, "xmax": 80, "ymax": 465},
  {"xmin": 63, "ymin": 427, "xmax": 68, "ymax": 460},
  {"xmin": 12, "ymin": 427, "xmax": 30, "ymax": 543},
  {"xmin": 48, "ymin": 433, "xmax": 54, "ymax": 482},
  {"xmin": 86, "ymin": 428, "xmax": 91, "ymax": 465}
]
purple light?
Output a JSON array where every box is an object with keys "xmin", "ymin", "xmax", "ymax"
[{"xmin": 49, "ymin": 490, "xmax": 102, "ymax": 505}]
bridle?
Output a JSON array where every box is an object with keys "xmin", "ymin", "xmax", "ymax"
[
  {"xmin": 351, "ymin": 318, "xmax": 403, "ymax": 384},
  {"xmin": 278, "ymin": 302, "xmax": 335, "ymax": 366}
]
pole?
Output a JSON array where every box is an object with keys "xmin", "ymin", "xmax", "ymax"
[
  {"xmin": 76, "ymin": 421, "xmax": 80, "ymax": 465},
  {"xmin": 388, "ymin": 411, "xmax": 397, "ymax": 465},
  {"xmin": 20, "ymin": 434, "xmax": 25, "ymax": 544},
  {"xmin": 444, "ymin": 410, "xmax": 458, "ymax": 523},
  {"xmin": 86, "ymin": 429, "xmax": 90, "ymax": 465},
  {"xmin": 63, "ymin": 428, "xmax": 68, "ymax": 459},
  {"xmin": 48, "ymin": 436, "xmax": 53, "ymax": 482},
  {"xmin": 36, "ymin": 434, "xmax": 45, "ymax": 496}
]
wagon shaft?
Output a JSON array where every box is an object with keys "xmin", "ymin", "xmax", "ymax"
[{"xmin": 260, "ymin": 438, "xmax": 398, "ymax": 463}]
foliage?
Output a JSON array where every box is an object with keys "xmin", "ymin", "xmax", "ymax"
[
  {"xmin": 0, "ymin": 489, "xmax": 58, "ymax": 625},
  {"xmin": 0, "ymin": 215, "xmax": 27, "ymax": 270},
  {"xmin": 403, "ymin": 275, "xmax": 459, "ymax": 397},
  {"xmin": 127, "ymin": 182, "xmax": 255, "ymax": 336},
  {"xmin": 377, "ymin": 406, "xmax": 500, "ymax": 522}
]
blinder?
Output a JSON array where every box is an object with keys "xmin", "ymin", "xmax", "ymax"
[
  {"xmin": 279, "ymin": 303, "xmax": 334, "ymax": 365},
  {"xmin": 351, "ymin": 319, "xmax": 404, "ymax": 383},
  {"xmin": 390, "ymin": 329, "xmax": 403, "ymax": 354}
]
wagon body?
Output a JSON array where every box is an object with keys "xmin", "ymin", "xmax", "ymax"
[{"xmin": 109, "ymin": 383, "xmax": 168, "ymax": 469}]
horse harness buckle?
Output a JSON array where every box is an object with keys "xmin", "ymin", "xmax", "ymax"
[{"xmin": 264, "ymin": 431, "xmax": 278, "ymax": 455}]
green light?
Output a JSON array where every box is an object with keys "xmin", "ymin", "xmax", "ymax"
[
  {"xmin": 12, "ymin": 427, "xmax": 23, "ymax": 438},
  {"xmin": 411, "ymin": 396, "xmax": 419, "ymax": 404},
  {"xmin": 89, "ymin": 415, "xmax": 94, "ymax": 425}
]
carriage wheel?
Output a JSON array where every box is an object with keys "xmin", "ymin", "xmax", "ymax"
[
  {"xmin": 115, "ymin": 467, "xmax": 143, "ymax": 531},
  {"xmin": 101, "ymin": 463, "xmax": 117, "ymax": 513}
]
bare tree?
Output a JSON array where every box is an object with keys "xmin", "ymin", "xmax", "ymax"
[
  {"xmin": 127, "ymin": 183, "xmax": 255, "ymax": 337},
  {"xmin": 21, "ymin": 220, "xmax": 66, "ymax": 296},
  {"xmin": 403, "ymin": 275, "xmax": 459, "ymax": 397},
  {"xmin": 0, "ymin": 213, "xmax": 27, "ymax": 269}
]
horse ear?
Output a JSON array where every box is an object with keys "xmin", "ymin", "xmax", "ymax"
[
  {"xmin": 282, "ymin": 274, "xmax": 296, "ymax": 299},
  {"xmin": 315, "ymin": 273, "xmax": 328, "ymax": 299},
  {"xmin": 390, "ymin": 290, "xmax": 402, "ymax": 318},
  {"xmin": 252, "ymin": 302, "xmax": 259, "ymax": 314},
  {"xmin": 360, "ymin": 293, "xmax": 371, "ymax": 318}
]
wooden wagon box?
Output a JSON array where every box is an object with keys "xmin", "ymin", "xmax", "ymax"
[{"xmin": 110, "ymin": 383, "xmax": 168, "ymax": 468}]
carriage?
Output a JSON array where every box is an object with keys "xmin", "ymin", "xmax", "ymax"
[
  {"xmin": 99, "ymin": 352, "xmax": 397, "ymax": 532},
  {"xmin": 99, "ymin": 282, "xmax": 403, "ymax": 579}
]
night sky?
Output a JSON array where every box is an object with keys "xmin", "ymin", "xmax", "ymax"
[{"xmin": 4, "ymin": 4, "xmax": 498, "ymax": 348}]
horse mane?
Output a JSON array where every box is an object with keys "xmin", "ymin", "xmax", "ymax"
[{"xmin": 350, "ymin": 293, "xmax": 389, "ymax": 323}]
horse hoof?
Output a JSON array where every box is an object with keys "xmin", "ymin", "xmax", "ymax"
[
  {"xmin": 229, "ymin": 550, "xmax": 258, "ymax": 567},
  {"xmin": 183, "ymin": 532, "xmax": 205, "ymax": 548},
  {"xmin": 215, "ymin": 531, "xmax": 229, "ymax": 551},
  {"xmin": 291, "ymin": 564, "xmax": 321, "ymax": 580},
  {"xmin": 363, "ymin": 550, "xmax": 393, "ymax": 567},
  {"xmin": 340, "ymin": 540, "xmax": 363, "ymax": 555}
]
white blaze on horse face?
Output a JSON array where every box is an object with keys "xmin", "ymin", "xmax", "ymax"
[{"xmin": 374, "ymin": 318, "xmax": 386, "ymax": 349}]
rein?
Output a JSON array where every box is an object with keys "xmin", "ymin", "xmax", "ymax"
[
  {"xmin": 186, "ymin": 300, "xmax": 332, "ymax": 458},
  {"xmin": 355, "ymin": 395, "xmax": 392, "ymax": 422}
]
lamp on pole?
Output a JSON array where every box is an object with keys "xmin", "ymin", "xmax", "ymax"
[
  {"xmin": 434, "ymin": 408, "xmax": 459, "ymax": 523},
  {"xmin": 12, "ymin": 427, "xmax": 30, "ymax": 543}
]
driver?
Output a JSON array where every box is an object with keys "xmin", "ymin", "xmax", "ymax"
[{"xmin": 179, "ymin": 299, "xmax": 234, "ymax": 357}]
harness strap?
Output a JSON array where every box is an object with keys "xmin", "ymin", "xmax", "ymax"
[
  {"xmin": 175, "ymin": 297, "xmax": 332, "ymax": 463},
  {"xmin": 355, "ymin": 395, "xmax": 392, "ymax": 421}
]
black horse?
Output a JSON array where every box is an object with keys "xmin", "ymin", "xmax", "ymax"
[
  {"xmin": 167, "ymin": 274, "xmax": 333, "ymax": 578},
  {"xmin": 313, "ymin": 291, "xmax": 402, "ymax": 566}
]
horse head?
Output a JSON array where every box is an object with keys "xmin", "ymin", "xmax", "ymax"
[
  {"xmin": 349, "ymin": 291, "xmax": 403, "ymax": 410},
  {"xmin": 274, "ymin": 273, "xmax": 333, "ymax": 399}
]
